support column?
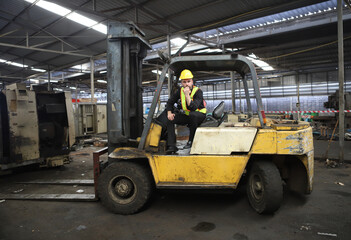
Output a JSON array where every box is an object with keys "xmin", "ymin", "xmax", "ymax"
[
  {"xmin": 239, "ymin": 80, "xmax": 242, "ymax": 113},
  {"xmin": 337, "ymin": 0, "xmax": 344, "ymax": 163},
  {"xmin": 230, "ymin": 71, "xmax": 236, "ymax": 113},
  {"xmin": 90, "ymin": 57, "xmax": 95, "ymax": 103},
  {"xmin": 167, "ymin": 34, "xmax": 172, "ymax": 97},
  {"xmin": 297, "ymin": 73, "xmax": 301, "ymax": 121},
  {"xmin": 47, "ymin": 66, "xmax": 51, "ymax": 91}
]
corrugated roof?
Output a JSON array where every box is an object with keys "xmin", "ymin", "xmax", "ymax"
[{"xmin": 0, "ymin": 0, "xmax": 348, "ymax": 87}]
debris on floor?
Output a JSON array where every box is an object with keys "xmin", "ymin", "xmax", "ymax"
[
  {"xmin": 300, "ymin": 225, "xmax": 311, "ymax": 231},
  {"xmin": 13, "ymin": 189, "xmax": 24, "ymax": 194},
  {"xmin": 325, "ymin": 159, "xmax": 338, "ymax": 168},
  {"xmin": 76, "ymin": 225, "xmax": 87, "ymax": 231},
  {"xmin": 93, "ymin": 138, "xmax": 108, "ymax": 147},
  {"xmin": 317, "ymin": 232, "xmax": 337, "ymax": 237},
  {"xmin": 335, "ymin": 182, "xmax": 345, "ymax": 186}
]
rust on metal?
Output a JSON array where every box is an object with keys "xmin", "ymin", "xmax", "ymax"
[{"xmin": 93, "ymin": 147, "xmax": 108, "ymax": 198}]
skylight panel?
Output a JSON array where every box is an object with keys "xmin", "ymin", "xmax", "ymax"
[
  {"xmin": 25, "ymin": 0, "xmax": 71, "ymax": 16},
  {"xmin": 91, "ymin": 24, "xmax": 108, "ymax": 34},
  {"xmin": 67, "ymin": 12, "xmax": 97, "ymax": 27},
  {"xmin": 247, "ymin": 55, "xmax": 274, "ymax": 71},
  {"xmin": 24, "ymin": 0, "xmax": 106, "ymax": 34}
]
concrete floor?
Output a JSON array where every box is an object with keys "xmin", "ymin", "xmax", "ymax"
[{"xmin": 0, "ymin": 143, "xmax": 351, "ymax": 240}]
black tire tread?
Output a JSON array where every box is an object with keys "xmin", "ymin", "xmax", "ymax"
[
  {"xmin": 247, "ymin": 160, "xmax": 283, "ymax": 214},
  {"xmin": 98, "ymin": 161, "xmax": 153, "ymax": 215}
]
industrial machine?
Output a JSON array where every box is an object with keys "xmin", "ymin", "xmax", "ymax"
[
  {"xmin": 96, "ymin": 22, "xmax": 314, "ymax": 214},
  {"xmin": 324, "ymin": 90, "xmax": 351, "ymax": 129},
  {"xmin": 0, "ymin": 83, "xmax": 76, "ymax": 170},
  {"xmin": 74, "ymin": 103, "xmax": 107, "ymax": 136}
]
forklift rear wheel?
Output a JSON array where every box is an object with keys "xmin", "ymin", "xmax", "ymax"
[
  {"xmin": 98, "ymin": 161, "xmax": 153, "ymax": 215},
  {"xmin": 247, "ymin": 161, "xmax": 283, "ymax": 214}
]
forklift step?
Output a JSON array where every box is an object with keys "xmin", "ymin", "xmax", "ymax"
[
  {"xmin": 16, "ymin": 179, "xmax": 94, "ymax": 185},
  {"xmin": 0, "ymin": 193, "xmax": 97, "ymax": 201}
]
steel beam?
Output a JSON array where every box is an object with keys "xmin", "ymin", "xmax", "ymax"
[
  {"xmin": 0, "ymin": 42, "xmax": 92, "ymax": 57},
  {"xmin": 338, "ymin": 0, "xmax": 345, "ymax": 163}
]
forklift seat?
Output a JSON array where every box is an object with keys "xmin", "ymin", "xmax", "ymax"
[{"xmin": 200, "ymin": 101, "xmax": 226, "ymax": 127}]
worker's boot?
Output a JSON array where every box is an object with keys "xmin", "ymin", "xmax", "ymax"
[
  {"xmin": 183, "ymin": 141, "xmax": 192, "ymax": 149},
  {"xmin": 166, "ymin": 145, "xmax": 178, "ymax": 154}
]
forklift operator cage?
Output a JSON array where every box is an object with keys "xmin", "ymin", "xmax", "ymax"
[{"xmin": 139, "ymin": 54, "xmax": 265, "ymax": 150}]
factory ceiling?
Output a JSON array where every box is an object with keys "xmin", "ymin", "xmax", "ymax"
[{"xmin": 0, "ymin": 0, "xmax": 350, "ymax": 90}]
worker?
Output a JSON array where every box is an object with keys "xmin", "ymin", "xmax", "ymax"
[{"xmin": 157, "ymin": 69, "xmax": 206, "ymax": 154}]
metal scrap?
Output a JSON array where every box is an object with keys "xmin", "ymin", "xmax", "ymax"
[
  {"xmin": 335, "ymin": 182, "xmax": 345, "ymax": 186},
  {"xmin": 300, "ymin": 225, "xmax": 311, "ymax": 231},
  {"xmin": 317, "ymin": 232, "xmax": 337, "ymax": 237},
  {"xmin": 13, "ymin": 189, "xmax": 24, "ymax": 194},
  {"xmin": 325, "ymin": 159, "xmax": 338, "ymax": 168}
]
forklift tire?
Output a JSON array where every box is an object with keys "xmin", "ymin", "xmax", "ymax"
[
  {"xmin": 247, "ymin": 161, "xmax": 283, "ymax": 214},
  {"xmin": 98, "ymin": 161, "xmax": 153, "ymax": 215}
]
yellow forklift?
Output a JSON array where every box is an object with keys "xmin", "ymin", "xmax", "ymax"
[{"xmin": 96, "ymin": 22, "xmax": 314, "ymax": 215}]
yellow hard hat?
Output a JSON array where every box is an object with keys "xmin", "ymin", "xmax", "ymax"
[{"xmin": 179, "ymin": 69, "xmax": 193, "ymax": 80}]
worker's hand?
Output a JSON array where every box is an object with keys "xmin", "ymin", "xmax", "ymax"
[
  {"xmin": 167, "ymin": 111, "xmax": 175, "ymax": 121},
  {"xmin": 183, "ymin": 87, "xmax": 191, "ymax": 96}
]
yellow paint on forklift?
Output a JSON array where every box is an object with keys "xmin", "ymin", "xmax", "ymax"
[
  {"xmin": 298, "ymin": 151, "xmax": 314, "ymax": 193},
  {"xmin": 145, "ymin": 122, "xmax": 162, "ymax": 147},
  {"xmin": 149, "ymin": 155, "xmax": 249, "ymax": 185},
  {"xmin": 251, "ymin": 129, "xmax": 277, "ymax": 154},
  {"xmin": 271, "ymin": 123, "xmax": 309, "ymax": 131},
  {"xmin": 276, "ymin": 128, "xmax": 313, "ymax": 154}
]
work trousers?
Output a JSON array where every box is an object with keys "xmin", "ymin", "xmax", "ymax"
[{"xmin": 157, "ymin": 110, "xmax": 206, "ymax": 147}]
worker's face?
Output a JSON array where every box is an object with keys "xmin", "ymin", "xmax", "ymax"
[{"xmin": 181, "ymin": 79, "xmax": 193, "ymax": 89}]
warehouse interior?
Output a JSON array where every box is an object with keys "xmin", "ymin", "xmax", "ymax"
[{"xmin": 0, "ymin": 0, "xmax": 351, "ymax": 239}]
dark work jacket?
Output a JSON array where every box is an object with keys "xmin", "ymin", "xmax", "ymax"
[{"xmin": 166, "ymin": 87, "xmax": 205, "ymax": 112}]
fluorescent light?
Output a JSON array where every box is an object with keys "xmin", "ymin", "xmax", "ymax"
[
  {"xmin": 29, "ymin": 79, "xmax": 40, "ymax": 83},
  {"xmin": 71, "ymin": 64, "xmax": 83, "ymax": 69},
  {"xmin": 66, "ymin": 73, "xmax": 84, "ymax": 78},
  {"xmin": 99, "ymin": 70, "xmax": 107, "ymax": 74},
  {"xmin": 53, "ymin": 88, "xmax": 63, "ymax": 91},
  {"xmin": 44, "ymin": 80, "xmax": 59, "ymax": 83},
  {"xmin": 24, "ymin": 0, "xmax": 107, "ymax": 34},
  {"xmin": 171, "ymin": 37, "xmax": 187, "ymax": 46},
  {"xmin": 70, "ymin": 86, "xmax": 76, "ymax": 89},
  {"xmin": 0, "ymin": 58, "xmax": 28, "ymax": 68},
  {"xmin": 97, "ymin": 80, "xmax": 107, "ymax": 83},
  {"xmin": 31, "ymin": 67, "xmax": 46, "ymax": 72}
]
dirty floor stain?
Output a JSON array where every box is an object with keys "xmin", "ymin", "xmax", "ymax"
[
  {"xmin": 191, "ymin": 222, "xmax": 216, "ymax": 232},
  {"xmin": 233, "ymin": 233, "xmax": 249, "ymax": 240}
]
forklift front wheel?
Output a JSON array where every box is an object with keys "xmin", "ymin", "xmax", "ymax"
[
  {"xmin": 98, "ymin": 161, "xmax": 153, "ymax": 215},
  {"xmin": 247, "ymin": 161, "xmax": 283, "ymax": 214}
]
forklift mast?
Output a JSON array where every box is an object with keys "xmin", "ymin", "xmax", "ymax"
[{"xmin": 106, "ymin": 21, "xmax": 151, "ymax": 153}]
